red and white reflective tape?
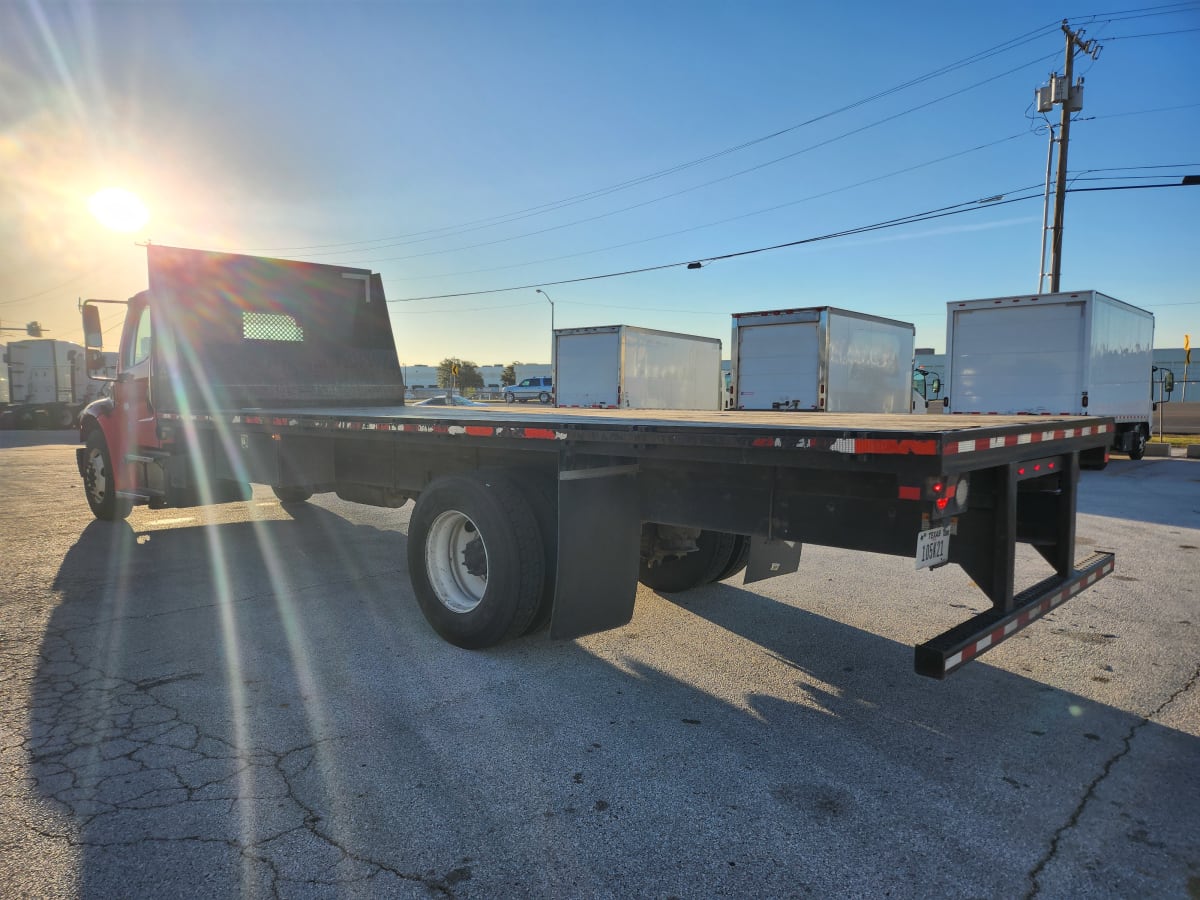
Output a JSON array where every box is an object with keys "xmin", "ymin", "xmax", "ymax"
[
  {"xmin": 163, "ymin": 412, "xmax": 1109, "ymax": 456},
  {"xmin": 944, "ymin": 423, "xmax": 1110, "ymax": 455},
  {"xmin": 329, "ymin": 421, "xmax": 566, "ymax": 441},
  {"xmin": 164, "ymin": 412, "xmax": 566, "ymax": 442},
  {"xmin": 944, "ymin": 558, "xmax": 1115, "ymax": 673}
]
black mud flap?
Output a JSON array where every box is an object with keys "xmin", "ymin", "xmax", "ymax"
[
  {"xmin": 549, "ymin": 465, "xmax": 641, "ymax": 641},
  {"xmin": 743, "ymin": 537, "xmax": 803, "ymax": 585},
  {"xmin": 914, "ymin": 551, "xmax": 1115, "ymax": 679}
]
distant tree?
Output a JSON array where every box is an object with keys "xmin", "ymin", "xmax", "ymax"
[
  {"xmin": 501, "ymin": 362, "xmax": 519, "ymax": 387},
  {"xmin": 437, "ymin": 358, "xmax": 484, "ymax": 390}
]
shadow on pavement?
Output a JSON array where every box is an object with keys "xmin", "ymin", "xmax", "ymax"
[{"xmin": 25, "ymin": 504, "xmax": 1200, "ymax": 898}]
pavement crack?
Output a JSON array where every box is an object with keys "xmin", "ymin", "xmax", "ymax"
[
  {"xmin": 1025, "ymin": 660, "xmax": 1200, "ymax": 899},
  {"xmin": 134, "ymin": 672, "xmax": 204, "ymax": 692}
]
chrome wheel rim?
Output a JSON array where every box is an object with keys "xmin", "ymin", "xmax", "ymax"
[{"xmin": 86, "ymin": 447, "xmax": 108, "ymax": 506}]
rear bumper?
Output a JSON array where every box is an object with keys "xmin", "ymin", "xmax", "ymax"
[{"xmin": 914, "ymin": 551, "xmax": 1115, "ymax": 678}]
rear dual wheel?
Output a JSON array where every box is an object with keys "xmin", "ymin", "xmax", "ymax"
[
  {"xmin": 407, "ymin": 472, "xmax": 546, "ymax": 648},
  {"xmin": 638, "ymin": 528, "xmax": 748, "ymax": 594}
]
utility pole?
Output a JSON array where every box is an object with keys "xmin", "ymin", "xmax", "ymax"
[{"xmin": 1038, "ymin": 20, "xmax": 1101, "ymax": 293}]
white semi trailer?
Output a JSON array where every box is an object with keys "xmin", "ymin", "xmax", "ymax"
[{"xmin": 1, "ymin": 339, "xmax": 117, "ymax": 428}]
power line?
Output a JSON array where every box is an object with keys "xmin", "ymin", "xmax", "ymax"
[
  {"xmin": 390, "ymin": 191, "xmax": 1046, "ymax": 303},
  {"xmin": 242, "ymin": 6, "xmax": 1197, "ymax": 259},
  {"xmin": 1105, "ymin": 25, "xmax": 1200, "ymax": 37},
  {"xmin": 390, "ymin": 181, "xmax": 1194, "ymax": 304},
  {"xmin": 1075, "ymin": 102, "xmax": 1200, "ymax": 127},
  {"xmin": 1070, "ymin": 2, "xmax": 1200, "ymax": 26},
  {"xmin": 399, "ymin": 133, "xmax": 1035, "ymax": 284},
  {"xmin": 236, "ymin": 22, "xmax": 1065, "ymax": 256},
  {"xmin": 319, "ymin": 54, "xmax": 1058, "ymax": 269},
  {"xmin": 0, "ymin": 263, "xmax": 111, "ymax": 308}
]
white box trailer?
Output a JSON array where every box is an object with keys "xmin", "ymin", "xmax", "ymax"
[
  {"xmin": 943, "ymin": 290, "xmax": 1154, "ymax": 460},
  {"xmin": 731, "ymin": 307, "xmax": 917, "ymax": 412},
  {"xmin": 6, "ymin": 339, "xmax": 87, "ymax": 404},
  {"xmin": 553, "ymin": 325, "xmax": 722, "ymax": 409},
  {"xmin": 2, "ymin": 339, "xmax": 117, "ymax": 428}
]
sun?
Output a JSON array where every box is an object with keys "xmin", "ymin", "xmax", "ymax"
[{"xmin": 87, "ymin": 187, "xmax": 150, "ymax": 233}]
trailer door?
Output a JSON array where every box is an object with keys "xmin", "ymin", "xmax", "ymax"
[
  {"xmin": 555, "ymin": 331, "xmax": 620, "ymax": 407},
  {"xmin": 736, "ymin": 321, "xmax": 819, "ymax": 410},
  {"xmin": 950, "ymin": 302, "xmax": 1086, "ymax": 414}
]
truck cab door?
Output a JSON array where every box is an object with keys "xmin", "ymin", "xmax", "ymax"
[{"xmin": 112, "ymin": 298, "xmax": 160, "ymax": 465}]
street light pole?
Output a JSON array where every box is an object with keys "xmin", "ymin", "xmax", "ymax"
[{"xmin": 536, "ymin": 288, "xmax": 555, "ymax": 376}]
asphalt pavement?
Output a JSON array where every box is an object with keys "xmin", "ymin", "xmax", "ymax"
[{"xmin": 1, "ymin": 431, "xmax": 1197, "ymax": 899}]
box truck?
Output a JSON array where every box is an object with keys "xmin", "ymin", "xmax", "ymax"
[
  {"xmin": 731, "ymin": 307, "xmax": 917, "ymax": 412},
  {"xmin": 553, "ymin": 325, "xmax": 721, "ymax": 409},
  {"xmin": 943, "ymin": 290, "xmax": 1154, "ymax": 461},
  {"xmin": 76, "ymin": 245, "xmax": 1117, "ymax": 679},
  {"xmin": 1, "ymin": 339, "xmax": 117, "ymax": 428}
]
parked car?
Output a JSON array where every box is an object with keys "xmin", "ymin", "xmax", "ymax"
[
  {"xmin": 412, "ymin": 393, "xmax": 487, "ymax": 407},
  {"xmin": 502, "ymin": 376, "xmax": 553, "ymax": 403}
]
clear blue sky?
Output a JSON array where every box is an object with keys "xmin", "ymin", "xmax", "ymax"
[{"xmin": 2, "ymin": 1, "xmax": 1197, "ymax": 365}]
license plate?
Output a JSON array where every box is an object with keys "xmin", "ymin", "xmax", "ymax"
[{"xmin": 916, "ymin": 526, "xmax": 951, "ymax": 570}]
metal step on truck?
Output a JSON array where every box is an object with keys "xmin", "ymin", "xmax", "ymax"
[{"xmin": 76, "ymin": 246, "xmax": 1115, "ymax": 679}]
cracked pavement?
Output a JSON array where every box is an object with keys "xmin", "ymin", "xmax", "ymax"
[{"xmin": 2, "ymin": 433, "xmax": 1198, "ymax": 898}]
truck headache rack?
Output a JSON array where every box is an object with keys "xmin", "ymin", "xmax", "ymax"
[{"xmin": 915, "ymin": 551, "xmax": 1114, "ymax": 678}]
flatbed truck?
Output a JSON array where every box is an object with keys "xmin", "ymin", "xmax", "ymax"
[{"xmin": 76, "ymin": 246, "xmax": 1115, "ymax": 679}]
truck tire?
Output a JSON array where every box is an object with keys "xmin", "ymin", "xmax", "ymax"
[
  {"xmin": 272, "ymin": 486, "xmax": 313, "ymax": 505},
  {"xmin": 82, "ymin": 430, "xmax": 132, "ymax": 521},
  {"xmin": 407, "ymin": 472, "xmax": 545, "ymax": 648},
  {"xmin": 710, "ymin": 534, "xmax": 751, "ymax": 583},
  {"xmin": 639, "ymin": 529, "xmax": 737, "ymax": 594},
  {"xmin": 1128, "ymin": 428, "xmax": 1147, "ymax": 461}
]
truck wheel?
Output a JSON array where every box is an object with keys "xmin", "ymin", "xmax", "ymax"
[
  {"xmin": 1128, "ymin": 428, "xmax": 1147, "ymax": 461},
  {"xmin": 407, "ymin": 472, "xmax": 545, "ymax": 648},
  {"xmin": 710, "ymin": 534, "xmax": 751, "ymax": 583},
  {"xmin": 272, "ymin": 486, "xmax": 313, "ymax": 505},
  {"xmin": 639, "ymin": 529, "xmax": 737, "ymax": 594},
  {"xmin": 538, "ymin": 392, "xmax": 551, "ymax": 404},
  {"xmin": 83, "ymin": 430, "xmax": 132, "ymax": 521},
  {"xmin": 58, "ymin": 408, "xmax": 76, "ymax": 429}
]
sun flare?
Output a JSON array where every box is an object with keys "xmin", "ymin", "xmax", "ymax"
[{"xmin": 88, "ymin": 187, "xmax": 150, "ymax": 233}]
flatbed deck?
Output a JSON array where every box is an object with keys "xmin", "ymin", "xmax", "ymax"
[
  {"xmin": 224, "ymin": 404, "xmax": 1105, "ymax": 432},
  {"xmin": 184, "ymin": 405, "xmax": 1113, "ymax": 474}
]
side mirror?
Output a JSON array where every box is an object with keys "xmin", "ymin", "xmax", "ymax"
[
  {"xmin": 85, "ymin": 349, "xmax": 108, "ymax": 375},
  {"xmin": 1164, "ymin": 372, "xmax": 1175, "ymax": 396},
  {"xmin": 82, "ymin": 304, "xmax": 103, "ymax": 349},
  {"xmin": 929, "ymin": 375, "xmax": 941, "ymax": 396}
]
